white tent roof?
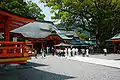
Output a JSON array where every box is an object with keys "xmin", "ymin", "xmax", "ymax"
[{"xmin": 55, "ymin": 43, "xmax": 71, "ymax": 47}]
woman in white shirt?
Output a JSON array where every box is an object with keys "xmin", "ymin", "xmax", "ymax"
[{"xmin": 68, "ymin": 48, "xmax": 71, "ymax": 57}]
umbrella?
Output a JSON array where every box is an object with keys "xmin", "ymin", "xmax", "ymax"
[
  {"xmin": 10, "ymin": 21, "xmax": 59, "ymax": 38},
  {"xmin": 55, "ymin": 43, "xmax": 71, "ymax": 47}
]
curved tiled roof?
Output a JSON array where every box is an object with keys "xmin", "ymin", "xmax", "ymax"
[
  {"xmin": 10, "ymin": 21, "xmax": 58, "ymax": 38},
  {"xmin": 111, "ymin": 33, "xmax": 120, "ymax": 40}
]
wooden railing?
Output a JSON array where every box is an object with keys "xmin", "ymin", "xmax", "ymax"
[{"xmin": 0, "ymin": 41, "xmax": 28, "ymax": 58}]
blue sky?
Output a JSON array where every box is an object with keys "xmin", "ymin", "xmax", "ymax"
[{"xmin": 32, "ymin": 0, "xmax": 53, "ymax": 21}]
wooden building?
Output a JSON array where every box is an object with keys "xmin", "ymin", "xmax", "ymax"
[
  {"xmin": 106, "ymin": 33, "xmax": 120, "ymax": 53},
  {"xmin": 0, "ymin": 8, "xmax": 34, "ymax": 64},
  {"xmin": 11, "ymin": 21, "xmax": 72, "ymax": 53}
]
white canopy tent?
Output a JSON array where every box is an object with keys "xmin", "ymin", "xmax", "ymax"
[{"xmin": 55, "ymin": 43, "xmax": 71, "ymax": 47}]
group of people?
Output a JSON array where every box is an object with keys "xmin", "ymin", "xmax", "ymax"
[
  {"xmin": 81, "ymin": 48, "xmax": 90, "ymax": 57},
  {"xmin": 40, "ymin": 47, "xmax": 56, "ymax": 58},
  {"xmin": 67, "ymin": 48, "xmax": 79, "ymax": 57},
  {"xmin": 35, "ymin": 46, "xmax": 108, "ymax": 59},
  {"xmin": 56, "ymin": 47, "xmax": 90, "ymax": 57}
]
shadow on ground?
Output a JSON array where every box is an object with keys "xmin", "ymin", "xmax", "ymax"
[
  {"xmin": 0, "ymin": 62, "xmax": 48, "ymax": 70},
  {"xmin": 26, "ymin": 62, "xmax": 48, "ymax": 67},
  {"xmin": 114, "ymin": 59, "xmax": 120, "ymax": 60},
  {"xmin": 0, "ymin": 65, "xmax": 75, "ymax": 80}
]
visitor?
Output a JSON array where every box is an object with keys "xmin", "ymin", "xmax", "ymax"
[
  {"xmin": 52, "ymin": 47, "xmax": 55, "ymax": 56},
  {"xmin": 68, "ymin": 48, "xmax": 71, "ymax": 57},
  {"xmin": 41, "ymin": 49, "xmax": 45, "ymax": 58},
  {"xmin": 86, "ymin": 48, "xmax": 89, "ymax": 57},
  {"xmin": 72, "ymin": 47, "xmax": 76, "ymax": 56},
  {"xmin": 64, "ymin": 48, "xmax": 68, "ymax": 58},
  {"xmin": 75, "ymin": 48, "xmax": 79, "ymax": 55},
  {"xmin": 81, "ymin": 48, "xmax": 85, "ymax": 57},
  {"xmin": 46, "ymin": 47, "xmax": 49, "ymax": 53},
  {"xmin": 103, "ymin": 48, "xmax": 107, "ymax": 56}
]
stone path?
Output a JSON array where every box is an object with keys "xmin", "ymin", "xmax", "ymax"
[{"xmin": 67, "ymin": 56, "xmax": 120, "ymax": 69}]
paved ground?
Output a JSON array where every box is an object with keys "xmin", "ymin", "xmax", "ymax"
[
  {"xmin": 90, "ymin": 54, "xmax": 120, "ymax": 60},
  {"xmin": 68, "ymin": 55, "xmax": 120, "ymax": 69},
  {"xmin": 0, "ymin": 55, "xmax": 120, "ymax": 80}
]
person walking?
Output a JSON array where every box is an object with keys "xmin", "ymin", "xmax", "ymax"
[
  {"xmin": 75, "ymin": 48, "xmax": 79, "ymax": 55},
  {"xmin": 103, "ymin": 48, "xmax": 107, "ymax": 56},
  {"xmin": 41, "ymin": 49, "xmax": 45, "ymax": 59},
  {"xmin": 46, "ymin": 47, "xmax": 49, "ymax": 54},
  {"xmin": 64, "ymin": 48, "xmax": 68, "ymax": 58},
  {"xmin": 68, "ymin": 48, "xmax": 71, "ymax": 57},
  {"xmin": 81, "ymin": 48, "xmax": 85, "ymax": 57},
  {"xmin": 86, "ymin": 48, "xmax": 89, "ymax": 57},
  {"xmin": 72, "ymin": 48, "xmax": 76, "ymax": 56},
  {"xmin": 52, "ymin": 47, "xmax": 55, "ymax": 56}
]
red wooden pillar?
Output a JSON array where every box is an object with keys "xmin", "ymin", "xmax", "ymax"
[
  {"xmin": 4, "ymin": 17, "xmax": 12, "ymax": 41},
  {"xmin": 54, "ymin": 41, "xmax": 56, "ymax": 52},
  {"xmin": 113, "ymin": 40, "xmax": 119, "ymax": 53},
  {"xmin": 113, "ymin": 44, "xmax": 116, "ymax": 53},
  {"xmin": 4, "ymin": 26, "xmax": 9, "ymax": 41},
  {"xmin": 41, "ymin": 40, "xmax": 44, "ymax": 49}
]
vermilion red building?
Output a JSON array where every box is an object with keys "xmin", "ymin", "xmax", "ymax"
[
  {"xmin": 106, "ymin": 33, "xmax": 120, "ymax": 53},
  {"xmin": 10, "ymin": 21, "xmax": 72, "ymax": 53},
  {"xmin": 0, "ymin": 8, "xmax": 34, "ymax": 64}
]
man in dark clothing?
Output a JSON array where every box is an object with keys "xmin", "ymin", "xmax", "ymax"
[{"xmin": 52, "ymin": 47, "xmax": 55, "ymax": 56}]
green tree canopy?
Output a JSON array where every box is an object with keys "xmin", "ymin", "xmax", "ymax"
[
  {"xmin": 77, "ymin": 32, "xmax": 89, "ymax": 40},
  {"xmin": 0, "ymin": 0, "xmax": 45, "ymax": 20},
  {"xmin": 40, "ymin": 0, "xmax": 120, "ymax": 46}
]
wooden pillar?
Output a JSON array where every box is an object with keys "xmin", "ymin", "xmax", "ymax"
[
  {"xmin": 54, "ymin": 41, "xmax": 56, "ymax": 52},
  {"xmin": 41, "ymin": 40, "xmax": 44, "ymax": 49},
  {"xmin": 4, "ymin": 26, "xmax": 9, "ymax": 41},
  {"xmin": 4, "ymin": 17, "xmax": 12, "ymax": 41},
  {"xmin": 113, "ymin": 43, "xmax": 117, "ymax": 53}
]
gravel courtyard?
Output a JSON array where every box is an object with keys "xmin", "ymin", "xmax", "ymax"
[{"xmin": 0, "ymin": 55, "xmax": 120, "ymax": 80}]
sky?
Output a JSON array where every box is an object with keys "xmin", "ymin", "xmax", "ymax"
[{"xmin": 32, "ymin": 0, "xmax": 53, "ymax": 21}]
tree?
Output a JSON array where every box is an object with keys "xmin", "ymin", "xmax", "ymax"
[
  {"xmin": 0, "ymin": 0, "xmax": 45, "ymax": 20},
  {"xmin": 77, "ymin": 32, "xmax": 89, "ymax": 40},
  {"xmin": 40, "ymin": 0, "xmax": 120, "ymax": 47},
  {"xmin": 26, "ymin": 1, "xmax": 45, "ymax": 20}
]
